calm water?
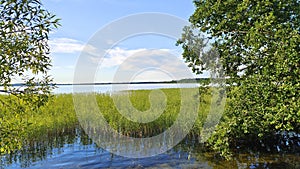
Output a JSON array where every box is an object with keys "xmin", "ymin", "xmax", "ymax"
[
  {"xmin": 2, "ymin": 126, "xmax": 299, "ymax": 169},
  {"xmin": 1, "ymin": 126, "xmax": 211, "ymax": 169},
  {"xmin": 53, "ymin": 83, "xmax": 199, "ymax": 94}
]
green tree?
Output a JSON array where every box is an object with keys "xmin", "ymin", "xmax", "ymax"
[
  {"xmin": 178, "ymin": 0, "xmax": 300, "ymax": 158},
  {"xmin": 0, "ymin": 0, "xmax": 59, "ymax": 154}
]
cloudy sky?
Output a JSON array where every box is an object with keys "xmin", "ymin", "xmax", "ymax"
[{"xmin": 43, "ymin": 0, "xmax": 201, "ymax": 83}]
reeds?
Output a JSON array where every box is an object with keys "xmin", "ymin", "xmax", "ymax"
[
  {"xmin": 1, "ymin": 87, "xmax": 215, "ymax": 153},
  {"xmin": 76, "ymin": 88, "xmax": 213, "ymax": 139}
]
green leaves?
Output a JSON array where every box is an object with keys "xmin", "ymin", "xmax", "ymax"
[
  {"xmin": 0, "ymin": 0, "xmax": 59, "ymax": 101},
  {"xmin": 0, "ymin": 0, "xmax": 59, "ymax": 85},
  {"xmin": 0, "ymin": 0, "xmax": 60, "ymax": 154},
  {"xmin": 179, "ymin": 0, "xmax": 300, "ymax": 158}
]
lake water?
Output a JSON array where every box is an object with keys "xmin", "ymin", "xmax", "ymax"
[
  {"xmin": 53, "ymin": 83, "xmax": 200, "ymax": 94},
  {"xmin": 0, "ymin": 83, "xmax": 199, "ymax": 95},
  {"xmin": 2, "ymin": 126, "xmax": 299, "ymax": 169},
  {"xmin": 1, "ymin": 126, "xmax": 210, "ymax": 169}
]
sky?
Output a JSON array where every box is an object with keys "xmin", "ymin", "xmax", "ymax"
[{"xmin": 42, "ymin": 0, "xmax": 200, "ymax": 83}]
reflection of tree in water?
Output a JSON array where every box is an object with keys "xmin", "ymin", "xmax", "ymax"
[
  {"xmin": 1, "ymin": 125, "xmax": 93, "ymax": 168},
  {"xmin": 171, "ymin": 135, "xmax": 300, "ymax": 169},
  {"xmin": 188, "ymin": 136, "xmax": 300, "ymax": 169},
  {"xmin": 1, "ymin": 126, "xmax": 300, "ymax": 168}
]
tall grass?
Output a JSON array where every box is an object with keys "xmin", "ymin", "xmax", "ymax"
[
  {"xmin": 75, "ymin": 88, "xmax": 213, "ymax": 139},
  {"xmin": 1, "ymin": 87, "xmax": 216, "ymax": 154},
  {"xmin": 25, "ymin": 94, "xmax": 78, "ymax": 139}
]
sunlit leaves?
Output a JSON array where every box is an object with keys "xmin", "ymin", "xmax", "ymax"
[
  {"xmin": 180, "ymin": 0, "xmax": 300, "ymax": 158},
  {"xmin": 0, "ymin": 0, "xmax": 59, "ymax": 154}
]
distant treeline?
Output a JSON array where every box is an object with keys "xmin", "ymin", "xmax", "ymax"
[{"xmin": 6, "ymin": 78, "xmax": 211, "ymax": 86}]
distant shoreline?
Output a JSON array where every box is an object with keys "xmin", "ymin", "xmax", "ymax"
[{"xmin": 9, "ymin": 78, "xmax": 210, "ymax": 86}]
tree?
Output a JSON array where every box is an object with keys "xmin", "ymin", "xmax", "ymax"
[
  {"xmin": 177, "ymin": 0, "xmax": 300, "ymax": 158},
  {"xmin": 0, "ymin": 0, "xmax": 59, "ymax": 154}
]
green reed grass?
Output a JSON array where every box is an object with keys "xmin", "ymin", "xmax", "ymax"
[
  {"xmin": 1, "ymin": 87, "xmax": 216, "ymax": 154},
  {"xmin": 75, "ymin": 88, "xmax": 214, "ymax": 139}
]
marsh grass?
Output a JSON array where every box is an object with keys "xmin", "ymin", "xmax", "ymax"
[
  {"xmin": 25, "ymin": 94, "xmax": 78, "ymax": 139},
  {"xmin": 1, "ymin": 87, "xmax": 216, "ymax": 153},
  {"xmin": 0, "ymin": 93, "xmax": 78, "ymax": 154},
  {"xmin": 76, "ymin": 88, "xmax": 214, "ymax": 139}
]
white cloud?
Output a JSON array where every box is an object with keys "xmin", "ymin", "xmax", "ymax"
[
  {"xmin": 95, "ymin": 47, "xmax": 194, "ymax": 82},
  {"xmin": 97, "ymin": 47, "xmax": 191, "ymax": 73},
  {"xmin": 111, "ymin": 48, "xmax": 184, "ymax": 71},
  {"xmin": 106, "ymin": 39, "xmax": 115, "ymax": 45},
  {"xmin": 49, "ymin": 38, "xmax": 85, "ymax": 53},
  {"xmin": 53, "ymin": 65, "xmax": 75, "ymax": 69},
  {"xmin": 131, "ymin": 70, "xmax": 174, "ymax": 82},
  {"xmin": 100, "ymin": 47, "xmax": 148, "ymax": 68}
]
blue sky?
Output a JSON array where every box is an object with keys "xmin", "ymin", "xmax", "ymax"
[{"xmin": 43, "ymin": 0, "xmax": 199, "ymax": 83}]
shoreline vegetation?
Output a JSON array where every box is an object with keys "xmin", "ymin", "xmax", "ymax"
[
  {"xmin": 1, "ymin": 87, "xmax": 299, "ymax": 158},
  {"xmin": 1, "ymin": 87, "xmax": 211, "ymax": 155}
]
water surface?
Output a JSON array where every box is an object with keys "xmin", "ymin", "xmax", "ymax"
[
  {"xmin": 53, "ymin": 83, "xmax": 199, "ymax": 94},
  {"xmin": 1, "ymin": 126, "xmax": 299, "ymax": 169}
]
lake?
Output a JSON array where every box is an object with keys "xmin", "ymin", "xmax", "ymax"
[
  {"xmin": 1, "ymin": 125, "xmax": 299, "ymax": 169},
  {"xmin": 1, "ymin": 84, "xmax": 300, "ymax": 168},
  {"xmin": 53, "ymin": 83, "xmax": 200, "ymax": 94}
]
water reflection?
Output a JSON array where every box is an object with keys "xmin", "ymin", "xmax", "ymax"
[
  {"xmin": 1, "ymin": 126, "xmax": 300, "ymax": 169},
  {"xmin": 1, "ymin": 127, "xmax": 89, "ymax": 168}
]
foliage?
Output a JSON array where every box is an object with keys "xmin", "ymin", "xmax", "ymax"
[
  {"xmin": 209, "ymin": 79, "xmax": 300, "ymax": 158},
  {"xmin": 0, "ymin": 94, "xmax": 77, "ymax": 154},
  {"xmin": 0, "ymin": 0, "xmax": 59, "ymax": 154},
  {"xmin": 0, "ymin": 96, "xmax": 27, "ymax": 154},
  {"xmin": 178, "ymin": 0, "xmax": 300, "ymax": 158},
  {"xmin": 0, "ymin": 0, "xmax": 59, "ymax": 96},
  {"xmin": 176, "ymin": 26, "xmax": 223, "ymax": 80}
]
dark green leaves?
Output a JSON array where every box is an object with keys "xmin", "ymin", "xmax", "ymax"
[{"xmin": 179, "ymin": 0, "xmax": 300, "ymax": 158}]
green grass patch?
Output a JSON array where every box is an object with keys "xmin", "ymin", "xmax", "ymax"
[{"xmin": 1, "ymin": 87, "xmax": 218, "ymax": 154}]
